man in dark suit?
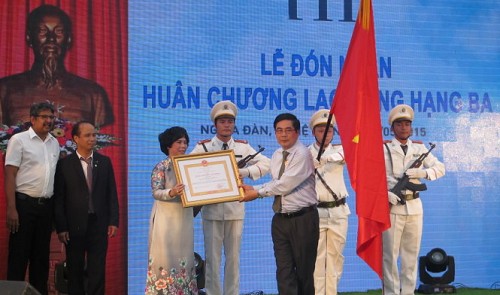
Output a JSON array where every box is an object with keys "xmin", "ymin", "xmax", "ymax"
[{"xmin": 53, "ymin": 121, "xmax": 119, "ymax": 295}]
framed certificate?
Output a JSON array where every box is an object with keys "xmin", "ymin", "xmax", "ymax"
[{"xmin": 171, "ymin": 150, "xmax": 244, "ymax": 207}]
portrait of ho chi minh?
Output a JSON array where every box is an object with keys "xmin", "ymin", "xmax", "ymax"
[
  {"xmin": 0, "ymin": 4, "xmax": 114, "ymax": 127},
  {"xmin": 0, "ymin": 2, "xmax": 126, "ymax": 295}
]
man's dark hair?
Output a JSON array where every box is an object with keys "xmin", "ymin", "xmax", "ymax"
[
  {"xmin": 159, "ymin": 126, "xmax": 189, "ymax": 156},
  {"xmin": 30, "ymin": 102, "xmax": 55, "ymax": 117},
  {"xmin": 273, "ymin": 113, "xmax": 300, "ymax": 131},
  {"xmin": 71, "ymin": 120, "xmax": 94, "ymax": 138},
  {"xmin": 27, "ymin": 4, "xmax": 72, "ymax": 36}
]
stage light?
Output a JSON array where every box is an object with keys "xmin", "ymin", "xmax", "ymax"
[{"xmin": 418, "ymin": 248, "xmax": 456, "ymax": 294}]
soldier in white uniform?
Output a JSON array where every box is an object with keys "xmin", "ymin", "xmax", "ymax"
[
  {"xmin": 308, "ymin": 110, "xmax": 351, "ymax": 295},
  {"xmin": 382, "ymin": 104, "xmax": 445, "ymax": 295},
  {"xmin": 191, "ymin": 101, "xmax": 270, "ymax": 295}
]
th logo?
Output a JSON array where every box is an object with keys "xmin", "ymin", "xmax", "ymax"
[{"xmin": 289, "ymin": 0, "xmax": 354, "ymax": 21}]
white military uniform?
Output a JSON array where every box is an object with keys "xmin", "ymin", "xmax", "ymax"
[
  {"xmin": 191, "ymin": 136, "xmax": 270, "ymax": 295},
  {"xmin": 309, "ymin": 142, "xmax": 350, "ymax": 295},
  {"xmin": 382, "ymin": 138, "xmax": 445, "ymax": 295}
]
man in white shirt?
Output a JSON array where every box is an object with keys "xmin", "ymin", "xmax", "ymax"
[
  {"xmin": 4, "ymin": 102, "xmax": 60, "ymax": 295},
  {"xmin": 240, "ymin": 113, "xmax": 319, "ymax": 295}
]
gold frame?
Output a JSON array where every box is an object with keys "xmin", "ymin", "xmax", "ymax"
[{"xmin": 171, "ymin": 150, "xmax": 244, "ymax": 207}]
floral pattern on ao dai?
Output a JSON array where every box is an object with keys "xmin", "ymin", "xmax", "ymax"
[{"xmin": 145, "ymin": 158, "xmax": 198, "ymax": 295}]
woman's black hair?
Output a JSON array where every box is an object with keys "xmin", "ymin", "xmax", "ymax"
[{"xmin": 158, "ymin": 126, "xmax": 189, "ymax": 156}]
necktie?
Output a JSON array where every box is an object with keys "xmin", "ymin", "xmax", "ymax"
[
  {"xmin": 80, "ymin": 156, "xmax": 95, "ymax": 212},
  {"xmin": 222, "ymin": 143, "xmax": 229, "ymax": 150},
  {"xmin": 401, "ymin": 145, "xmax": 408, "ymax": 155},
  {"xmin": 272, "ymin": 150, "xmax": 289, "ymax": 213}
]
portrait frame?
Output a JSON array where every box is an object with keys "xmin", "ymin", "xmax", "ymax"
[{"xmin": 172, "ymin": 150, "xmax": 244, "ymax": 207}]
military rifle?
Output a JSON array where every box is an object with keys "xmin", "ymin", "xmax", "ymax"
[
  {"xmin": 237, "ymin": 145, "xmax": 265, "ymax": 168},
  {"xmin": 391, "ymin": 142, "xmax": 436, "ymax": 205}
]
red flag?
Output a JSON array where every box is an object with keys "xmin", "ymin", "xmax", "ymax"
[{"xmin": 331, "ymin": 0, "xmax": 390, "ymax": 278}]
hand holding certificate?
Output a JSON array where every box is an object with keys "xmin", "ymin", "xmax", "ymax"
[
  {"xmin": 238, "ymin": 184, "xmax": 260, "ymax": 202},
  {"xmin": 171, "ymin": 150, "xmax": 244, "ymax": 207}
]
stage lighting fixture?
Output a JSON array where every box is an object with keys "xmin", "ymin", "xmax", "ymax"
[{"xmin": 418, "ymin": 248, "xmax": 456, "ymax": 294}]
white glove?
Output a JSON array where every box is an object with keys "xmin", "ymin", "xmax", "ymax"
[
  {"xmin": 388, "ymin": 191, "xmax": 401, "ymax": 205},
  {"xmin": 239, "ymin": 168, "xmax": 250, "ymax": 178},
  {"xmin": 329, "ymin": 152, "xmax": 345, "ymax": 163},
  {"xmin": 313, "ymin": 158, "xmax": 320, "ymax": 169},
  {"xmin": 406, "ymin": 168, "xmax": 427, "ymax": 179}
]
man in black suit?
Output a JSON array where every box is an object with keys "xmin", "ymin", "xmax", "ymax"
[{"xmin": 53, "ymin": 121, "xmax": 119, "ymax": 295}]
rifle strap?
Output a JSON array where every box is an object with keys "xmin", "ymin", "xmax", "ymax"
[
  {"xmin": 201, "ymin": 142, "xmax": 208, "ymax": 152},
  {"xmin": 384, "ymin": 143, "xmax": 394, "ymax": 176},
  {"xmin": 315, "ymin": 169, "xmax": 339, "ymax": 201}
]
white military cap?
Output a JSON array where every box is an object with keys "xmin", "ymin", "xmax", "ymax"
[
  {"xmin": 388, "ymin": 104, "xmax": 414, "ymax": 125},
  {"xmin": 210, "ymin": 101, "xmax": 237, "ymax": 122},
  {"xmin": 309, "ymin": 109, "xmax": 335, "ymax": 130}
]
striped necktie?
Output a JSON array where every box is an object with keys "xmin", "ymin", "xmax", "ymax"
[{"xmin": 272, "ymin": 150, "xmax": 289, "ymax": 213}]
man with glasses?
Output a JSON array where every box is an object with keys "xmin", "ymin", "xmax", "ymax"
[
  {"xmin": 240, "ymin": 113, "xmax": 319, "ymax": 295},
  {"xmin": 4, "ymin": 102, "xmax": 60, "ymax": 294}
]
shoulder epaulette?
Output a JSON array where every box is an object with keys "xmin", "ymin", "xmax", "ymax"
[
  {"xmin": 332, "ymin": 143, "xmax": 342, "ymax": 146},
  {"xmin": 234, "ymin": 139, "xmax": 248, "ymax": 144},
  {"xmin": 412, "ymin": 140, "xmax": 424, "ymax": 144},
  {"xmin": 197, "ymin": 139, "xmax": 211, "ymax": 144},
  {"xmin": 383, "ymin": 140, "xmax": 392, "ymax": 144}
]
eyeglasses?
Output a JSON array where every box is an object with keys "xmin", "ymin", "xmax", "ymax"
[
  {"xmin": 34, "ymin": 115, "xmax": 56, "ymax": 120},
  {"xmin": 275, "ymin": 128, "xmax": 295, "ymax": 135}
]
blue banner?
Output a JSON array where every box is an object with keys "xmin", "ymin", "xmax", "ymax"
[{"xmin": 129, "ymin": 1, "xmax": 500, "ymax": 293}]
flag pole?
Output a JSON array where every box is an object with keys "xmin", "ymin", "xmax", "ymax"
[{"xmin": 315, "ymin": 113, "xmax": 335, "ymax": 161}]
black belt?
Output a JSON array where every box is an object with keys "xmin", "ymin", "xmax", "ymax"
[
  {"xmin": 317, "ymin": 198, "xmax": 346, "ymax": 208},
  {"xmin": 15, "ymin": 192, "xmax": 51, "ymax": 205},
  {"xmin": 402, "ymin": 192, "xmax": 419, "ymax": 201},
  {"xmin": 276, "ymin": 205, "xmax": 317, "ymax": 218}
]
